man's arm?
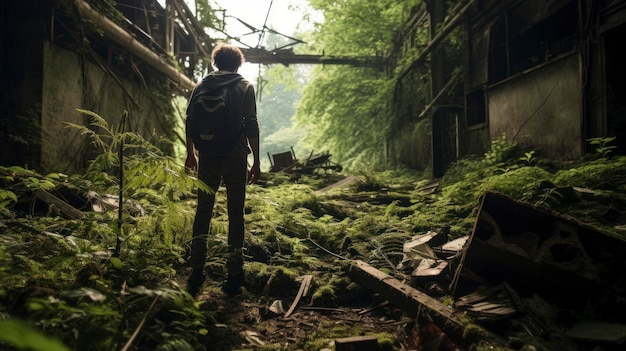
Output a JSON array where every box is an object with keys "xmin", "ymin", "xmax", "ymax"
[
  {"xmin": 185, "ymin": 84, "xmax": 200, "ymax": 173},
  {"xmin": 242, "ymin": 82, "xmax": 260, "ymax": 184},
  {"xmin": 247, "ymin": 137, "xmax": 260, "ymax": 184},
  {"xmin": 185, "ymin": 137, "xmax": 197, "ymax": 172}
]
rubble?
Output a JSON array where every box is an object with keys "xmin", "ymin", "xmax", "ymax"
[
  {"xmin": 347, "ymin": 191, "xmax": 626, "ymax": 350},
  {"xmin": 268, "ymin": 148, "xmax": 342, "ymax": 174}
]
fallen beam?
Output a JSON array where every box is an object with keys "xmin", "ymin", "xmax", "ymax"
[
  {"xmin": 34, "ymin": 189, "xmax": 84, "ymax": 220},
  {"xmin": 348, "ymin": 260, "xmax": 511, "ymax": 350}
]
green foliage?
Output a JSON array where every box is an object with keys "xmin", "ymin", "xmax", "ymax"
[
  {"xmin": 68, "ymin": 109, "xmax": 205, "ymax": 195},
  {"xmin": 554, "ymin": 155, "xmax": 626, "ymax": 190},
  {"xmin": 483, "ymin": 133, "xmax": 518, "ymax": 166},
  {"xmin": 1, "ymin": 165, "xmax": 62, "ymax": 191},
  {"xmin": 0, "ymin": 188, "xmax": 17, "ymax": 212},
  {"xmin": 588, "ymin": 136, "xmax": 617, "ymax": 159},
  {"xmin": 0, "ymin": 319, "xmax": 71, "ymax": 351},
  {"xmin": 520, "ymin": 150, "xmax": 537, "ymax": 165},
  {"xmin": 478, "ymin": 166, "xmax": 554, "ymax": 200},
  {"xmin": 0, "ymin": 111, "xmax": 219, "ymax": 350},
  {"xmin": 3, "ymin": 99, "xmax": 626, "ymax": 351},
  {"xmin": 294, "ymin": 0, "xmax": 418, "ymax": 171},
  {"xmin": 65, "ymin": 109, "xmax": 208, "ymax": 251}
]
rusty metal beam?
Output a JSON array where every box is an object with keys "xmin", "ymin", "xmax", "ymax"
[
  {"xmin": 240, "ymin": 48, "xmax": 383, "ymax": 68},
  {"xmin": 54, "ymin": 0, "xmax": 196, "ymax": 91}
]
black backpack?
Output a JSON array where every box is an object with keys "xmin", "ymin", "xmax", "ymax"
[{"xmin": 187, "ymin": 81, "xmax": 242, "ymax": 155}]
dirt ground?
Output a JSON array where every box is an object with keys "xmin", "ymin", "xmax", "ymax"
[{"xmin": 194, "ymin": 282, "xmax": 413, "ymax": 351}]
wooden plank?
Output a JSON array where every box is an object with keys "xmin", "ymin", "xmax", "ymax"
[
  {"xmin": 335, "ymin": 335, "xmax": 379, "ymax": 351},
  {"xmin": 34, "ymin": 189, "xmax": 84, "ymax": 220},
  {"xmin": 348, "ymin": 260, "xmax": 512, "ymax": 349},
  {"xmin": 284, "ymin": 274, "xmax": 313, "ymax": 318}
]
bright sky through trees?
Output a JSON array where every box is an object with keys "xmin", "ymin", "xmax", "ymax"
[
  {"xmin": 154, "ymin": 0, "xmax": 317, "ymax": 81},
  {"xmin": 211, "ymin": 0, "xmax": 317, "ymax": 81}
]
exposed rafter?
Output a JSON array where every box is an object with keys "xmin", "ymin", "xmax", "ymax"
[
  {"xmin": 397, "ymin": 0, "xmax": 477, "ymax": 81},
  {"xmin": 240, "ymin": 48, "xmax": 383, "ymax": 68}
]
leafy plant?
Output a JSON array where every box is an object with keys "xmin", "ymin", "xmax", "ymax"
[
  {"xmin": 66, "ymin": 109, "xmax": 209, "ymax": 251},
  {"xmin": 588, "ymin": 136, "xmax": 617, "ymax": 159},
  {"xmin": 520, "ymin": 150, "xmax": 536, "ymax": 165},
  {"xmin": 483, "ymin": 133, "xmax": 518, "ymax": 167},
  {"xmin": 0, "ymin": 188, "xmax": 17, "ymax": 212},
  {"xmin": 0, "ymin": 319, "xmax": 71, "ymax": 351}
]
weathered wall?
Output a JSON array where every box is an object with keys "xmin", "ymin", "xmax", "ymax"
[
  {"xmin": 459, "ymin": 125, "xmax": 490, "ymax": 158},
  {"xmin": 385, "ymin": 116, "xmax": 431, "ymax": 171},
  {"xmin": 41, "ymin": 43, "xmax": 84, "ymax": 172},
  {"xmin": 41, "ymin": 42, "xmax": 174, "ymax": 173},
  {"xmin": 487, "ymin": 53, "xmax": 582, "ymax": 159}
]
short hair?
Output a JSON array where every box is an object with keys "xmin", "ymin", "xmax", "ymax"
[{"xmin": 211, "ymin": 43, "xmax": 245, "ymax": 71}]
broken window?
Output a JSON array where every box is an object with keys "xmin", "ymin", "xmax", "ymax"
[
  {"xmin": 465, "ymin": 88, "xmax": 486, "ymax": 127},
  {"xmin": 490, "ymin": 0, "xmax": 578, "ymax": 81}
]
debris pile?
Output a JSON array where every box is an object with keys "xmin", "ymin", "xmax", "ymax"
[
  {"xmin": 348, "ymin": 191, "xmax": 626, "ymax": 350},
  {"xmin": 268, "ymin": 148, "xmax": 342, "ymax": 174}
]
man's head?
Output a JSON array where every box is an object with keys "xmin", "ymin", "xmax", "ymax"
[{"xmin": 211, "ymin": 43, "xmax": 245, "ymax": 72}]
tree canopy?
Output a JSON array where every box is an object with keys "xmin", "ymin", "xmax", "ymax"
[{"xmin": 294, "ymin": 0, "xmax": 421, "ymax": 170}]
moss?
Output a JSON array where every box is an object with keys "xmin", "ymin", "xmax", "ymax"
[{"xmin": 245, "ymin": 262, "xmax": 299, "ymax": 297}]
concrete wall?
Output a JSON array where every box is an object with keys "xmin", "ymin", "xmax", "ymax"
[
  {"xmin": 41, "ymin": 42, "xmax": 175, "ymax": 173},
  {"xmin": 487, "ymin": 53, "xmax": 582, "ymax": 159},
  {"xmin": 41, "ymin": 43, "xmax": 84, "ymax": 172}
]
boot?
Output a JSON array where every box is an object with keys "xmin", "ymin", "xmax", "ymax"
[
  {"xmin": 222, "ymin": 249, "xmax": 244, "ymax": 296},
  {"xmin": 186, "ymin": 267, "xmax": 206, "ymax": 297}
]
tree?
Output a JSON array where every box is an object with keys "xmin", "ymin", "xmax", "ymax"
[
  {"xmin": 256, "ymin": 32, "xmax": 313, "ymax": 168},
  {"xmin": 294, "ymin": 0, "xmax": 421, "ymax": 170}
]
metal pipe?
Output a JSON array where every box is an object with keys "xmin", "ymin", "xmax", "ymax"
[{"xmin": 55, "ymin": 0, "xmax": 196, "ymax": 91}]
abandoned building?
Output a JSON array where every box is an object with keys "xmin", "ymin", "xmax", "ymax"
[
  {"xmin": 2, "ymin": 0, "xmax": 626, "ymax": 349},
  {"xmin": 1, "ymin": 0, "xmax": 204, "ymax": 173},
  {"xmin": 2, "ymin": 0, "xmax": 626, "ymax": 175},
  {"xmin": 389, "ymin": 0, "xmax": 626, "ymax": 177}
]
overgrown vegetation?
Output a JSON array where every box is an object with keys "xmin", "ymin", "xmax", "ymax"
[
  {"xmin": 293, "ymin": 0, "xmax": 422, "ymax": 170},
  {"xmin": 1, "ymin": 118, "xmax": 626, "ymax": 350}
]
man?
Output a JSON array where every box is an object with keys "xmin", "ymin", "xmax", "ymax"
[{"xmin": 185, "ymin": 43, "xmax": 260, "ymax": 297}]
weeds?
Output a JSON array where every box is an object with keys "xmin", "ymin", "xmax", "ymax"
[{"xmin": 1, "ymin": 115, "xmax": 626, "ymax": 350}]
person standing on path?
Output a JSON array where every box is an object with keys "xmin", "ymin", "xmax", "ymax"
[{"xmin": 184, "ymin": 43, "xmax": 260, "ymax": 297}]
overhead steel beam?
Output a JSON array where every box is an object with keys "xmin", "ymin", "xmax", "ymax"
[{"xmin": 240, "ymin": 48, "xmax": 383, "ymax": 68}]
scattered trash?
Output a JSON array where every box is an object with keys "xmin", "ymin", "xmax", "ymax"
[
  {"xmin": 268, "ymin": 148, "xmax": 342, "ymax": 174},
  {"xmin": 240, "ymin": 330, "xmax": 266, "ymax": 346},
  {"xmin": 347, "ymin": 191, "xmax": 626, "ymax": 350},
  {"xmin": 268, "ymin": 300, "xmax": 284, "ymax": 315}
]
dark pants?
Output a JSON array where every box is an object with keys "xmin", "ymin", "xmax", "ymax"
[{"xmin": 189, "ymin": 155, "xmax": 247, "ymax": 272}]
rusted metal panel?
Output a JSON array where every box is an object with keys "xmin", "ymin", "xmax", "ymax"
[{"xmin": 451, "ymin": 191, "xmax": 626, "ymax": 305}]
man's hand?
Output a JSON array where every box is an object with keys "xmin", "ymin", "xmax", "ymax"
[
  {"xmin": 185, "ymin": 138, "xmax": 198, "ymax": 173},
  {"xmin": 185, "ymin": 154, "xmax": 198, "ymax": 173},
  {"xmin": 247, "ymin": 162, "xmax": 260, "ymax": 184}
]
